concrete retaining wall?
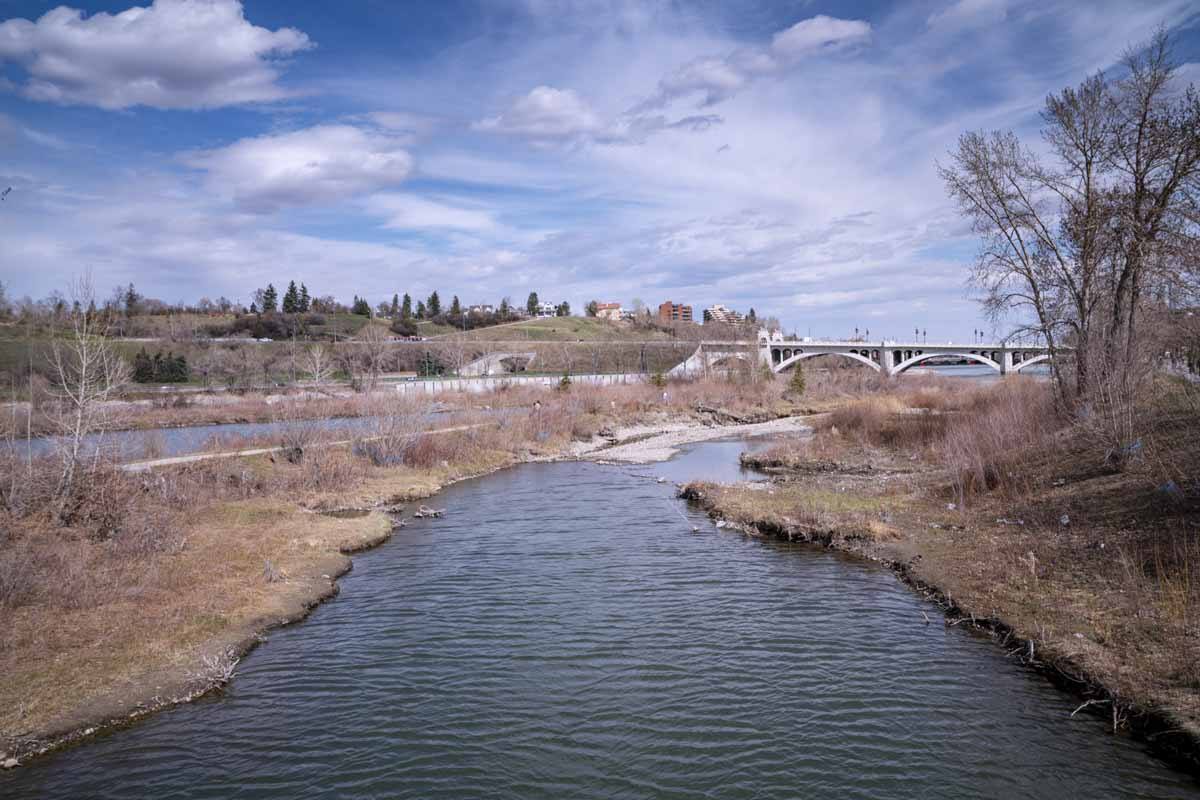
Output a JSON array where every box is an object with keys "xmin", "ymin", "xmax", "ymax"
[{"xmin": 393, "ymin": 373, "xmax": 646, "ymax": 395}]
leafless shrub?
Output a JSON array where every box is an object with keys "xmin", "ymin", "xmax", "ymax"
[
  {"xmin": 191, "ymin": 648, "xmax": 239, "ymax": 687},
  {"xmin": 354, "ymin": 395, "xmax": 429, "ymax": 466},
  {"xmin": 263, "ymin": 559, "xmax": 284, "ymax": 583},
  {"xmin": 272, "ymin": 400, "xmax": 325, "ymax": 463}
]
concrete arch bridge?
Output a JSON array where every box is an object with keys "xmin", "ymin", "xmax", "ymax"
[{"xmin": 669, "ymin": 340, "xmax": 1053, "ymax": 378}]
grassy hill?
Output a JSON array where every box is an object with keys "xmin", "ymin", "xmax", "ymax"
[{"xmin": 434, "ymin": 316, "xmax": 682, "ymax": 342}]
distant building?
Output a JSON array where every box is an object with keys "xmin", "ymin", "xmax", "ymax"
[
  {"xmin": 595, "ymin": 302, "xmax": 622, "ymax": 321},
  {"xmin": 658, "ymin": 301, "xmax": 693, "ymax": 323},
  {"xmin": 537, "ymin": 301, "xmax": 558, "ymax": 317},
  {"xmin": 702, "ymin": 304, "xmax": 744, "ymax": 324},
  {"xmin": 467, "ymin": 303, "xmax": 495, "ymax": 315}
]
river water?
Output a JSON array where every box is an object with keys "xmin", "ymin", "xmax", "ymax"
[{"xmin": 4, "ymin": 438, "xmax": 1196, "ymax": 798}]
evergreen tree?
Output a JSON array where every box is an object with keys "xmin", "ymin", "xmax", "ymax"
[
  {"xmin": 556, "ymin": 301, "xmax": 570, "ymax": 317},
  {"xmin": 526, "ymin": 292, "xmax": 539, "ymax": 316},
  {"xmin": 427, "ymin": 291, "xmax": 441, "ymax": 317},
  {"xmin": 416, "ymin": 300, "xmax": 427, "ymax": 319},
  {"xmin": 133, "ymin": 348, "xmax": 154, "ymax": 383},
  {"xmin": 747, "ymin": 308, "xmax": 757, "ymax": 323},
  {"xmin": 450, "ymin": 295, "xmax": 462, "ymax": 315},
  {"xmin": 390, "ymin": 293, "xmax": 399, "ymax": 317},
  {"xmin": 419, "ymin": 350, "xmax": 444, "ymax": 376},
  {"xmin": 299, "ymin": 283, "xmax": 310, "ymax": 312},
  {"xmin": 282, "ymin": 280, "xmax": 298, "ymax": 314},
  {"xmin": 401, "ymin": 293, "xmax": 412, "ymax": 319},
  {"xmin": 787, "ymin": 362, "xmax": 806, "ymax": 396},
  {"xmin": 250, "ymin": 301, "xmax": 258, "ymax": 314},
  {"xmin": 351, "ymin": 295, "xmax": 371, "ymax": 316},
  {"xmin": 262, "ymin": 284, "xmax": 278, "ymax": 313},
  {"xmin": 123, "ymin": 283, "xmax": 140, "ymax": 317},
  {"xmin": 499, "ymin": 297, "xmax": 510, "ymax": 317},
  {"xmin": 585, "ymin": 300, "xmax": 599, "ymax": 317}
]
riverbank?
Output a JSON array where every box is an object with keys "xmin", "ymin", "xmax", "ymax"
[
  {"xmin": 0, "ymin": 377, "xmax": 815, "ymax": 768},
  {"xmin": 678, "ymin": 378, "xmax": 1200, "ymax": 776}
]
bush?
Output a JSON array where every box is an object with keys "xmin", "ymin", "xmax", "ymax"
[
  {"xmin": 133, "ymin": 348, "xmax": 190, "ymax": 383},
  {"xmin": 787, "ymin": 363, "xmax": 805, "ymax": 396}
]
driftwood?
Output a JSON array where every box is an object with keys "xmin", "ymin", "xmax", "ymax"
[{"xmin": 414, "ymin": 505, "xmax": 446, "ymax": 518}]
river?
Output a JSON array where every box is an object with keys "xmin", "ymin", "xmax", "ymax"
[{"xmin": 3, "ymin": 438, "xmax": 1195, "ymax": 798}]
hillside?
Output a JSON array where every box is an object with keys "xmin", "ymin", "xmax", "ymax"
[{"xmin": 429, "ymin": 316, "xmax": 683, "ymax": 342}]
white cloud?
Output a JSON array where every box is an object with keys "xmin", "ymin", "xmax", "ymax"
[
  {"xmin": 771, "ymin": 15, "xmax": 872, "ymax": 59},
  {"xmin": 365, "ymin": 193, "xmax": 498, "ymax": 233},
  {"xmin": 474, "ymin": 86, "xmax": 602, "ymax": 138},
  {"xmin": 0, "ymin": 0, "xmax": 311, "ymax": 110},
  {"xmin": 653, "ymin": 57, "xmax": 747, "ymax": 108},
  {"xmin": 184, "ymin": 124, "xmax": 412, "ymax": 212},
  {"xmin": 635, "ymin": 14, "xmax": 871, "ymax": 111},
  {"xmin": 926, "ymin": 0, "xmax": 1008, "ymax": 33}
]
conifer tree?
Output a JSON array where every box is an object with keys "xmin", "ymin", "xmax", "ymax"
[
  {"xmin": 416, "ymin": 300, "xmax": 427, "ymax": 319},
  {"xmin": 282, "ymin": 281, "xmax": 299, "ymax": 314},
  {"xmin": 390, "ymin": 293, "xmax": 399, "ymax": 317},
  {"xmin": 450, "ymin": 295, "xmax": 461, "ymax": 315},
  {"xmin": 787, "ymin": 362, "xmax": 806, "ymax": 396},
  {"xmin": 401, "ymin": 293, "xmax": 412, "ymax": 319},
  {"xmin": 526, "ymin": 292, "xmax": 539, "ymax": 316},
  {"xmin": 299, "ymin": 283, "xmax": 310, "ymax": 312},
  {"xmin": 427, "ymin": 291, "xmax": 441, "ymax": 317},
  {"xmin": 262, "ymin": 284, "xmax": 278, "ymax": 313}
]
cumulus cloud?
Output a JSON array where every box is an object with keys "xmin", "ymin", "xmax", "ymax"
[
  {"xmin": 0, "ymin": 0, "xmax": 311, "ymax": 109},
  {"xmin": 635, "ymin": 14, "xmax": 870, "ymax": 111},
  {"xmin": 474, "ymin": 86, "xmax": 602, "ymax": 138},
  {"xmin": 184, "ymin": 125, "xmax": 412, "ymax": 212}
]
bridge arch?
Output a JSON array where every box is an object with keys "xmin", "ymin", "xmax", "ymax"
[
  {"xmin": 775, "ymin": 350, "xmax": 881, "ymax": 374},
  {"xmin": 1012, "ymin": 354, "xmax": 1050, "ymax": 372},
  {"xmin": 891, "ymin": 351, "xmax": 1001, "ymax": 375},
  {"xmin": 709, "ymin": 353, "xmax": 750, "ymax": 369}
]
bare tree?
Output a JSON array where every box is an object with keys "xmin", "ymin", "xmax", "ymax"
[
  {"xmin": 940, "ymin": 30, "xmax": 1200, "ymax": 406},
  {"xmin": 304, "ymin": 343, "xmax": 335, "ymax": 387},
  {"xmin": 357, "ymin": 324, "xmax": 391, "ymax": 391},
  {"xmin": 45, "ymin": 276, "xmax": 130, "ymax": 515}
]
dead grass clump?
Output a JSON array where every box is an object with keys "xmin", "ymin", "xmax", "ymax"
[{"xmin": 938, "ymin": 378, "xmax": 1061, "ymax": 504}]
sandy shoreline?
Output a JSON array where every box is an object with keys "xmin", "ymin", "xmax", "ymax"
[{"xmin": 572, "ymin": 415, "xmax": 813, "ymax": 463}]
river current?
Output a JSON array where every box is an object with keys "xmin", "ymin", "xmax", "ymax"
[{"xmin": 3, "ymin": 439, "xmax": 1195, "ymax": 798}]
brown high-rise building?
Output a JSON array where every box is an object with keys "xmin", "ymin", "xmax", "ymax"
[{"xmin": 657, "ymin": 301, "xmax": 692, "ymax": 323}]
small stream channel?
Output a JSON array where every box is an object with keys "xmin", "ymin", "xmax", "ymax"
[{"xmin": 3, "ymin": 437, "xmax": 1196, "ymax": 798}]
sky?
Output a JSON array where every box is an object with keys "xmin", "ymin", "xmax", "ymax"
[{"xmin": 1, "ymin": 0, "xmax": 1198, "ymax": 341}]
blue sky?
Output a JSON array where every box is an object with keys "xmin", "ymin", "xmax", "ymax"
[{"xmin": 1, "ymin": 0, "xmax": 1198, "ymax": 340}]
